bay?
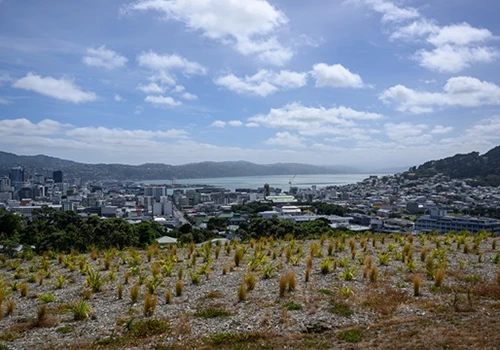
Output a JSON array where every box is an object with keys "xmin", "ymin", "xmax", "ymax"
[{"xmin": 143, "ymin": 173, "xmax": 388, "ymax": 192}]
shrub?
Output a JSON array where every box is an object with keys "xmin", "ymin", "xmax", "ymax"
[
  {"xmin": 413, "ymin": 275, "xmax": 421, "ymax": 296},
  {"xmin": 238, "ymin": 284, "xmax": 247, "ymax": 302},
  {"xmin": 244, "ymin": 272, "xmax": 256, "ymax": 291},
  {"xmin": 434, "ymin": 269, "xmax": 445, "ymax": 287},
  {"xmin": 175, "ymin": 280, "xmax": 183, "ymax": 297},
  {"xmin": 144, "ymin": 293, "xmax": 157, "ymax": 317},
  {"xmin": 130, "ymin": 284, "xmax": 140, "ymax": 304},
  {"xmin": 70, "ymin": 299, "xmax": 91, "ymax": 321}
]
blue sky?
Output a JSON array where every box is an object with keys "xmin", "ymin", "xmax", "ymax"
[{"xmin": 1, "ymin": 0, "xmax": 500, "ymax": 170}]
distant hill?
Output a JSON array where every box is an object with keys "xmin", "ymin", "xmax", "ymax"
[
  {"xmin": 0, "ymin": 151, "xmax": 359, "ymax": 181},
  {"xmin": 409, "ymin": 145, "xmax": 500, "ymax": 186}
]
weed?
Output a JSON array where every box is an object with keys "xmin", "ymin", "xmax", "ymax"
[
  {"xmin": 284, "ymin": 301, "xmax": 302, "ymax": 311},
  {"xmin": 337, "ymin": 329, "xmax": 364, "ymax": 343},
  {"xmin": 127, "ymin": 318, "xmax": 169, "ymax": 338},
  {"xmin": 195, "ymin": 307, "xmax": 231, "ymax": 318}
]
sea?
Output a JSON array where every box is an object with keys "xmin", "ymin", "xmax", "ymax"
[{"xmin": 143, "ymin": 173, "xmax": 388, "ymax": 192}]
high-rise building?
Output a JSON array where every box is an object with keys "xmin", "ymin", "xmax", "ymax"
[
  {"xmin": 53, "ymin": 170, "xmax": 63, "ymax": 183},
  {"xmin": 9, "ymin": 166, "xmax": 24, "ymax": 191},
  {"xmin": 34, "ymin": 174, "xmax": 45, "ymax": 184},
  {"xmin": 144, "ymin": 186, "xmax": 166, "ymax": 201},
  {"xmin": 264, "ymin": 183, "xmax": 270, "ymax": 197}
]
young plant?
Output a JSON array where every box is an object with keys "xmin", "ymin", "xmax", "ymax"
[
  {"xmin": 175, "ymin": 280, "xmax": 183, "ymax": 297},
  {"xmin": 369, "ymin": 266, "xmax": 378, "ymax": 283},
  {"xmin": 39, "ymin": 292, "xmax": 56, "ymax": 304},
  {"xmin": 117, "ymin": 283, "xmax": 123, "ymax": 299},
  {"xmin": 70, "ymin": 299, "xmax": 91, "ymax": 321},
  {"xmin": 165, "ymin": 290, "xmax": 172, "ymax": 304},
  {"xmin": 244, "ymin": 272, "xmax": 257, "ymax": 291},
  {"xmin": 320, "ymin": 258, "xmax": 332, "ymax": 275},
  {"xmin": 287, "ymin": 271, "xmax": 296, "ymax": 292},
  {"xmin": 5, "ymin": 299, "xmax": 15, "ymax": 316},
  {"xmin": 86, "ymin": 266, "xmax": 103, "ymax": 293},
  {"xmin": 413, "ymin": 275, "xmax": 421, "ymax": 296},
  {"xmin": 130, "ymin": 283, "xmax": 140, "ymax": 304},
  {"xmin": 434, "ymin": 269, "xmax": 445, "ymax": 287},
  {"xmin": 238, "ymin": 284, "xmax": 247, "ymax": 302},
  {"xmin": 143, "ymin": 293, "xmax": 157, "ymax": 317},
  {"xmin": 19, "ymin": 283, "xmax": 28, "ymax": 297}
]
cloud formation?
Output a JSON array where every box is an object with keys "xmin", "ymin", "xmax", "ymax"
[{"xmin": 83, "ymin": 46, "xmax": 128, "ymax": 69}]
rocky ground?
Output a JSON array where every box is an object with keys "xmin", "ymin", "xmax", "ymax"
[{"xmin": 0, "ymin": 233, "xmax": 499, "ymax": 349}]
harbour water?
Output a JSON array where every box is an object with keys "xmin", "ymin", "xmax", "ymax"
[{"xmin": 143, "ymin": 173, "xmax": 388, "ymax": 192}]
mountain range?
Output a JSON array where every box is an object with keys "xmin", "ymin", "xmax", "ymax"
[{"xmin": 0, "ymin": 151, "xmax": 359, "ymax": 181}]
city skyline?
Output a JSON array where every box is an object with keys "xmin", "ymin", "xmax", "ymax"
[{"xmin": 1, "ymin": 0, "xmax": 500, "ymax": 168}]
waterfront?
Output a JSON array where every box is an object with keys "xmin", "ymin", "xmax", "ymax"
[{"xmin": 143, "ymin": 173, "xmax": 386, "ymax": 191}]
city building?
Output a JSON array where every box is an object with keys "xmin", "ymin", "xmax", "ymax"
[
  {"xmin": 415, "ymin": 208, "xmax": 500, "ymax": 234},
  {"xmin": 53, "ymin": 170, "xmax": 63, "ymax": 183}
]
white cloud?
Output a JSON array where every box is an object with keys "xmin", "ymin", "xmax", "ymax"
[
  {"xmin": 67, "ymin": 126, "xmax": 188, "ymax": 140},
  {"xmin": 385, "ymin": 122, "xmax": 431, "ymax": 145},
  {"xmin": 172, "ymin": 85, "xmax": 185, "ymax": 93},
  {"xmin": 311, "ymin": 63, "xmax": 365, "ymax": 88},
  {"xmin": 137, "ymin": 51, "xmax": 207, "ymax": 75},
  {"xmin": 124, "ymin": 0, "xmax": 292, "ymax": 66},
  {"xmin": 209, "ymin": 120, "xmax": 242, "ymax": 128},
  {"xmin": 137, "ymin": 82, "xmax": 165, "ymax": 94},
  {"xmin": 214, "ymin": 69, "xmax": 307, "ymax": 97},
  {"xmin": 431, "ymin": 125, "xmax": 453, "ymax": 134},
  {"xmin": 13, "ymin": 73, "xmax": 97, "ymax": 103},
  {"xmin": 144, "ymin": 95, "xmax": 182, "ymax": 106},
  {"xmin": 249, "ymin": 102, "xmax": 383, "ymax": 131},
  {"xmin": 364, "ymin": 0, "xmax": 420, "ymax": 23},
  {"xmin": 114, "ymin": 94, "xmax": 124, "ymax": 102},
  {"xmin": 0, "ymin": 118, "xmax": 71, "ymax": 136},
  {"xmin": 415, "ymin": 45, "xmax": 498, "ymax": 73},
  {"xmin": 228, "ymin": 120, "xmax": 243, "ymax": 127},
  {"xmin": 134, "ymin": 105, "xmax": 144, "ymax": 115},
  {"xmin": 358, "ymin": 1, "xmax": 499, "ymax": 72},
  {"xmin": 380, "ymin": 76, "xmax": 500, "ymax": 113},
  {"xmin": 210, "ymin": 120, "xmax": 226, "ymax": 128},
  {"xmin": 82, "ymin": 46, "xmax": 128, "ymax": 70},
  {"xmin": 428, "ymin": 23, "xmax": 495, "ymax": 47},
  {"xmin": 0, "ymin": 97, "xmax": 10, "ymax": 105},
  {"xmin": 181, "ymin": 92, "xmax": 198, "ymax": 100},
  {"xmin": 265, "ymin": 131, "xmax": 306, "ymax": 148}
]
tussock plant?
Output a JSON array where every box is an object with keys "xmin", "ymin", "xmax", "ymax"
[
  {"xmin": 165, "ymin": 290, "xmax": 172, "ymax": 304},
  {"xmin": 175, "ymin": 280, "xmax": 183, "ymax": 297},
  {"xmin": 327, "ymin": 241, "xmax": 334, "ymax": 256},
  {"xmin": 305, "ymin": 266, "xmax": 310, "ymax": 282},
  {"xmin": 35, "ymin": 305, "xmax": 48, "ymax": 327},
  {"xmin": 117, "ymin": 283, "xmax": 123, "ymax": 299},
  {"xmin": 287, "ymin": 270, "xmax": 297, "ymax": 292},
  {"xmin": 234, "ymin": 248, "xmax": 243, "ymax": 267},
  {"xmin": 493, "ymin": 239, "xmax": 497, "ymax": 250},
  {"xmin": 279, "ymin": 274, "xmax": 287, "ymax": 297},
  {"xmin": 378, "ymin": 252, "xmax": 390, "ymax": 266},
  {"xmin": 39, "ymin": 292, "xmax": 56, "ymax": 304},
  {"xmin": 130, "ymin": 283, "xmax": 140, "ymax": 304},
  {"xmin": 420, "ymin": 247, "xmax": 429, "ymax": 262},
  {"xmin": 434, "ymin": 269, "xmax": 445, "ymax": 287},
  {"xmin": 369, "ymin": 266, "xmax": 378, "ymax": 283},
  {"xmin": 54, "ymin": 274, "xmax": 67, "ymax": 289},
  {"xmin": 143, "ymin": 293, "xmax": 157, "ymax": 317},
  {"xmin": 238, "ymin": 284, "xmax": 247, "ymax": 302},
  {"xmin": 5, "ymin": 299, "xmax": 15, "ymax": 316},
  {"xmin": 19, "ymin": 283, "xmax": 28, "ymax": 297},
  {"xmin": 244, "ymin": 272, "xmax": 257, "ymax": 291},
  {"xmin": 413, "ymin": 275, "xmax": 421, "ymax": 296}
]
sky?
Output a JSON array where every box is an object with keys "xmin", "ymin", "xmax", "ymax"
[{"xmin": 1, "ymin": 0, "xmax": 500, "ymax": 170}]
